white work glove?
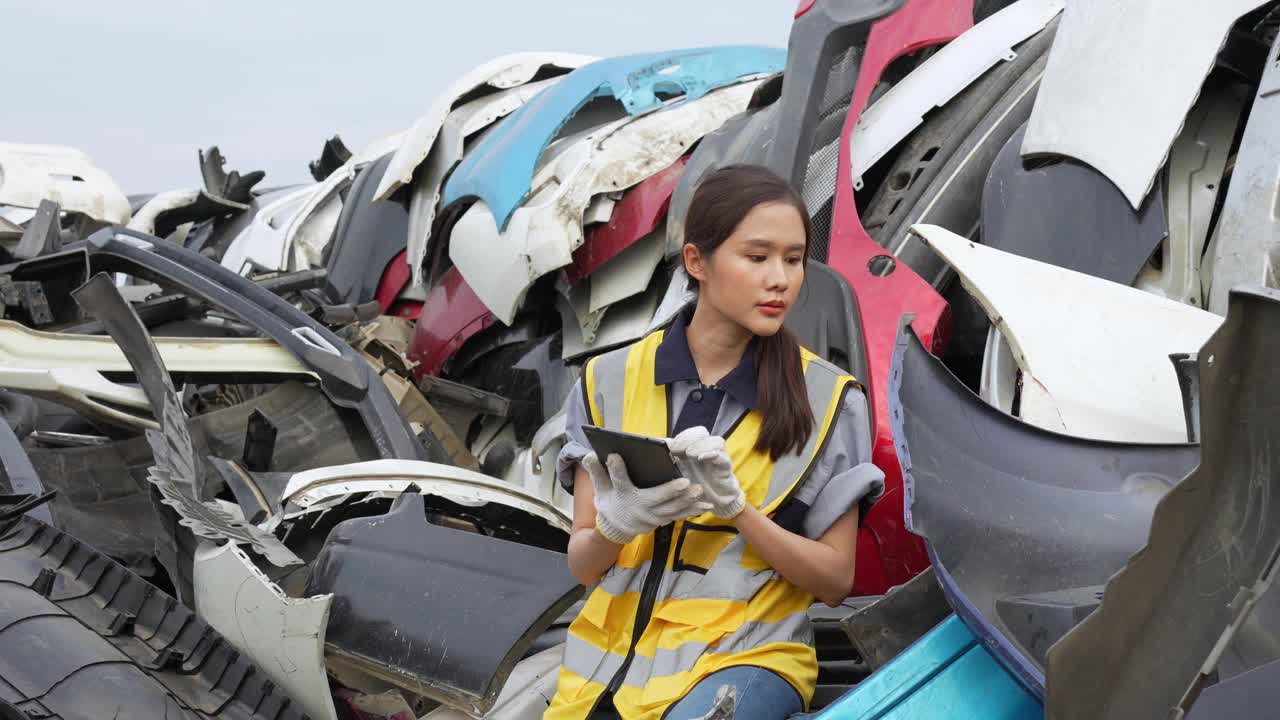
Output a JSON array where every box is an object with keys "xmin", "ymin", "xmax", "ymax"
[
  {"xmin": 667, "ymin": 427, "xmax": 747, "ymax": 520},
  {"xmin": 584, "ymin": 452, "xmax": 711, "ymax": 545}
]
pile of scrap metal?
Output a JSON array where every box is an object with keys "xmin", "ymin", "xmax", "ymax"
[{"xmin": 4, "ymin": 0, "xmax": 1280, "ymax": 717}]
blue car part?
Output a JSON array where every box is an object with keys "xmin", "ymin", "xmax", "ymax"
[
  {"xmin": 815, "ymin": 615, "xmax": 1041, "ymax": 720},
  {"xmin": 441, "ymin": 46, "xmax": 784, "ymax": 230}
]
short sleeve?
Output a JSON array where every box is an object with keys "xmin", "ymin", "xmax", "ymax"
[
  {"xmin": 776, "ymin": 386, "xmax": 885, "ymax": 539},
  {"xmin": 555, "ymin": 379, "xmax": 593, "ymax": 494}
]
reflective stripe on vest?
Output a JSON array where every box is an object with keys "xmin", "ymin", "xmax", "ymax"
[{"xmin": 547, "ymin": 329, "xmax": 857, "ymax": 720}]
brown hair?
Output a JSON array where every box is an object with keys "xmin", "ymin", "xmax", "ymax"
[{"xmin": 684, "ymin": 164, "xmax": 814, "ymax": 460}]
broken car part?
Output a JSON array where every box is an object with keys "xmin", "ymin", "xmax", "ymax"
[
  {"xmin": 193, "ymin": 543, "xmax": 338, "ymax": 720},
  {"xmin": 860, "ymin": 17, "xmax": 1056, "ymax": 292},
  {"xmin": 1205, "ymin": 34, "xmax": 1280, "ymax": 314},
  {"xmin": 13, "ymin": 200, "xmax": 63, "ymax": 260},
  {"xmin": 449, "ymin": 79, "xmax": 765, "ymax": 324},
  {"xmin": 564, "ymin": 156, "xmax": 686, "ymax": 286},
  {"xmin": 218, "ymin": 185, "xmax": 316, "ymax": 277},
  {"xmin": 982, "ymin": 124, "xmax": 1169, "ymax": 287},
  {"xmin": 814, "ymin": 614, "xmax": 1041, "ymax": 719},
  {"xmin": 0, "ymin": 143, "xmax": 130, "ymax": 225},
  {"xmin": 278, "ymin": 459, "xmax": 570, "ymax": 534},
  {"xmin": 374, "ymin": 53, "xmax": 597, "ymax": 203},
  {"xmin": 848, "ymin": 0, "xmax": 1062, "ymax": 189},
  {"xmin": 0, "ymin": 318, "xmax": 312, "ymax": 431},
  {"xmin": 304, "ymin": 491, "xmax": 582, "ymax": 716},
  {"xmin": 0, "ymin": 406, "xmax": 52, "ymax": 525},
  {"xmin": 199, "ymin": 146, "xmax": 264, "ymax": 206},
  {"xmin": 841, "ymin": 567, "xmax": 951, "ymax": 671},
  {"xmin": 1020, "ymin": 0, "xmax": 1270, "ymax": 208},
  {"xmin": 0, "ymin": 510, "xmax": 307, "ymax": 719},
  {"xmin": 309, "ymin": 135, "xmax": 352, "ymax": 182},
  {"xmin": 1045, "ymin": 287, "xmax": 1280, "ymax": 720},
  {"xmin": 821, "ymin": 5, "xmax": 958, "ymax": 593},
  {"xmin": 914, "ymin": 224, "xmax": 1223, "ymax": 443},
  {"xmin": 283, "ymin": 131, "xmax": 407, "ymax": 273},
  {"xmin": 441, "ymin": 46, "xmax": 785, "ymax": 231},
  {"xmin": 404, "ymin": 77, "xmax": 564, "ymax": 287},
  {"xmin": 127, "ymin": 188, "xmax": 248, "ymax": 239},
  {"xmin": 1135, "ymin": 80, "xmax": 1249, "ymax": 307},
  {"xmin": 71, "ymin": 273, "xmax": 302, "ymax": 570},
  {"xmin": 322, "ymin": 154, "xmax": 409, "ymax": 306},
  {"xmin": 84, "ymin": 228, "xmax": 427, "ymax": 461},
  {"xmin": 408, "ymin": 266, "xmax": 495, "ymax": 378},
  {"xmin": 889, "ymin": 319, "xmax": 1199, "ymax": 694}
]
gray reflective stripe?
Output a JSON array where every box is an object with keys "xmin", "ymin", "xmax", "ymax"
[
  {"xmin": 563, "ymin": 633, "xmax": 629, "ymax": 682},
  {"xmin": 762, "ymin": 358, "xmax": 847, "ymax": 508},
  {"xmin": 564, "ymin": 610, "xmax": 813, "ymax": 687},
  {"xmin": 590, "ymin": 345, "xmax": 631, "ymax": 428},
  {"xmin": 598, "ymin": 562, "xmax": 651, "ymax": 596},
  {"xmin": 669, "ymin": 536, "xmax": 774, "ymax": 603},
  {"xmin": 620, "ymin": 610, "xmax": 814, "ymax": 688}
]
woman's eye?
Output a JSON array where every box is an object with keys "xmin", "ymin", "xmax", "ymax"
[
  {"xmin": 748, "ymin": 255, "xmax": 767, "ymax": 263},
  {"xmin": 786, "ymin": 256, "xmax": 803, "ymax": 265}
]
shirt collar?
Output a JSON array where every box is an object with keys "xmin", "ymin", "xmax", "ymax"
[{"xmin": 653, "ymin": 305, "xmax": 759, "ymax": 410}]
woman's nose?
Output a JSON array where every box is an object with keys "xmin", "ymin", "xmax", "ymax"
[{"xmin": 764, "ymin": 259, "xmax": 789, "ymax": 289}]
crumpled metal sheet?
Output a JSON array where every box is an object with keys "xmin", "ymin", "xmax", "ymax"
[
  {"xmin": 913, "ymin": 224, "xmax": 1223, "ymax": 443},
  {"xmin": 449, "ymin": 80, "xmax": 763, "ymax": 324},
  {"xmin": 1045, "ymin": 286, "xmax": 1280, "ymax": 720},
  {"xmin": 0, "ymin": 143, "xmax": 130, "ymax": 225},
  {"xmin": 374, "ymin": 53, "xmax": 596, "ymax": 203},
  {"xmin": 441, "ymin": 46, "xmax": 784, "ymax": 230},
  {"xmin": 1021, "ymin": 0, "xmax": 1270, "ymax": 209},
  {"xmin": 193, "ymin": 543, "xmax": 337, "ymax": 720},
  {"xmin": 1205, "ymin": 34, "xmax": 1280, "ymax": 315}
]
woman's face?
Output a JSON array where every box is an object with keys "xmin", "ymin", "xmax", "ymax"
[{"xmin": 685, "ymin": 201, "xmax": 807, "ymax": 337}]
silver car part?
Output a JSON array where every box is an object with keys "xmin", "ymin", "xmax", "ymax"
[
  {"xmin": 193, "ymin": 543, "xmax": 338, "ymax": 720},
  {"xmin": 1021, "ymin": 0, "xmax": 1269, "ymax": 208},
  {"xmin": 1205, "ymin": 34, "xmax": 1280, "ymax": 314},
  {"xmin": 1134, "ymin": 82, "xmax": 1249, "ymax": 307}
]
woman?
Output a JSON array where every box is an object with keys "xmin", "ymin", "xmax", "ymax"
[{"xmin": 545, "ymin": 165, "xmax": 884, "ymax": 720}]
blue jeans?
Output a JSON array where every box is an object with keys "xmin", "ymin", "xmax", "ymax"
[{"xmin": 664, "ymin": 666, "xmax": 803, "ymax": 720}]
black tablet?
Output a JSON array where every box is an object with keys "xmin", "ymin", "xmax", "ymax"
[{"xmin": 581, "ymin": 425, "xmax": 681, "ymax": 489}]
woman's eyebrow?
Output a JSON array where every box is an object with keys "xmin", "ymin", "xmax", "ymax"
[{"xmin": 742, "ymin": 238, "xmax": 806, "ymax": 253}]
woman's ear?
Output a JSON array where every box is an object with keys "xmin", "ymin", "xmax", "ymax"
[{"xmin": 683, "ymin": 243, "xmax": 707, "ymax": 283}]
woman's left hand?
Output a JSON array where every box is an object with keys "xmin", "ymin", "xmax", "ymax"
[{"xmin": 668, "ymin": 427, "xmax": 746, "ymax": 519}]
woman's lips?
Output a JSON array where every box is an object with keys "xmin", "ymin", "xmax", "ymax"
[{"xmin": 757, "ymin": 302, "xmax": 785, "ymax": 317}]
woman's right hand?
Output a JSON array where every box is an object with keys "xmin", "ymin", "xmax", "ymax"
[{"xmin": 584, "ymin": 452, "xmax": 712, "ymax": 544}]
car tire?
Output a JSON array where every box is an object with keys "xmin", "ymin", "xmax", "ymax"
[{"xmin": 0, "ymin": 512, "xmax": 307, "ymax": 719}]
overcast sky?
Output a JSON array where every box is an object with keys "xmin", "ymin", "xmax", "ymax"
[{"xmin": 8, "ymin": 1, "xmax": 792, "ymax": 193}]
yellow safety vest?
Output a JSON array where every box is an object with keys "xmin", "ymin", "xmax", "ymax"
[{"xmin": 545, "ymin": 329, "xmax": 857, "ymax": 720}]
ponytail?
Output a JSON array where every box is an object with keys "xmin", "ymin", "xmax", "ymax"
[{"xmin": 756, "ymin": 326, "xmax": 813, "ymax": 459}]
